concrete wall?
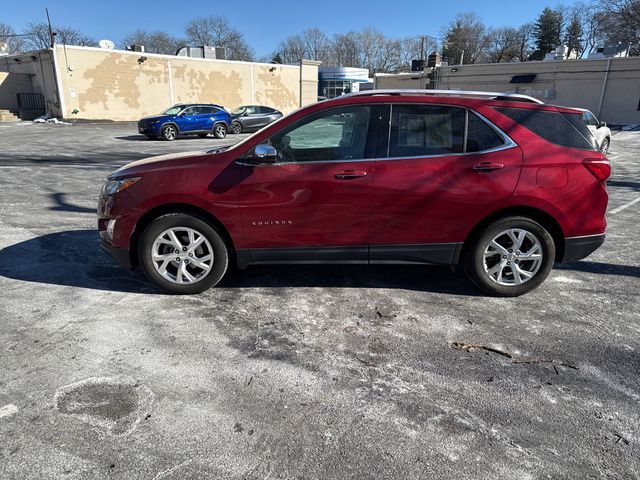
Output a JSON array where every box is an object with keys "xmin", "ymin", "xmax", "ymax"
[
  {"xmin": 374, "ymin": 57, "xmax": 640, "ymax": 125},
  {"xmin": 0, "ymin": 50, "xmax": 61, "ymax": 116},
  {"xmin": 53, "ymin": 46, "xmax": 319, "ymax": 121},
  {"xmin": 436, "ymin": 58, "xmax": 640, "ymax": 125}
]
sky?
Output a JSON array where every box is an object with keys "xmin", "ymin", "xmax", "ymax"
[{"xmin": 2, "ymin": 0, "xmax": 559, "ymax": 58}]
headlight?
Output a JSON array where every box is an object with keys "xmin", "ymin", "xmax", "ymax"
[{"xmin": 101, "ymin": 177, "xmax": 141, "ymax": 196}]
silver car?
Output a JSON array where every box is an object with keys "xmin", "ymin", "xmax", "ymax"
[{"xmin": 230, "ymin": 105, "xmax": 283, "ymax": 134}]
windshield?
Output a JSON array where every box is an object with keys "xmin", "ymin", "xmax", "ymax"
[
  {"xmin": 231, "ymin": 106, "xmax": 247, "ymax": 115},
  {"xmin": 162, "ymin": 105, "xmax": 184, "ymax": 115}
]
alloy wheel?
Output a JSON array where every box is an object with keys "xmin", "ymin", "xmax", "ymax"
[
  {"xmin": 214, "ymin": 124, "xmax": 226, "ymax": 138},
  {"xmin": 482, "ymin": 228, "xmax": 543, "ymax": 286},
  {"xmin": 232, "ymin": 121, "xmax": 242, "ymax": 134},
  {"xmin": 151, "ymin": 227, "xmax": 214, "ymax": 284},
  {"xmin": 163, "ymin": 126, "xmax": 176, "ymax": 140}
]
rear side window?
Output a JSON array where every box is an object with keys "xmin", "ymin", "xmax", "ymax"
[
  {"xmin": 389, "ymin": 105, "xmax": 465, "ymax": 157},
  {"xmin": 466, "ymin": 113, "xmax": 505, "ymax": 152},
  {"xmin": 495, "ymin": 107, "xmax": 596, "ymax": 151}
]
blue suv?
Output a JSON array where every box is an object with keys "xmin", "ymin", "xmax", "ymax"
[{"xmin": 138, "ymin": 104, "xmax": 232, "ymax": 141}]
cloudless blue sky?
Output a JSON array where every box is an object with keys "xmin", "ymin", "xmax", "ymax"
[{"xmin": 3, "ymin": 0, "xmax": 560, "ymax": 58}]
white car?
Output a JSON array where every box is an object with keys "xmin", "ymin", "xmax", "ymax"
[{"xmin": 579, "ymin": 109, "xmax": 611, "ymax": 154}]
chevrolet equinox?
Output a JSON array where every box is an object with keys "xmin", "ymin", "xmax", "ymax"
[{"xmin": 98, "ymin": 90, "xmax": 609, "ymax": 296}]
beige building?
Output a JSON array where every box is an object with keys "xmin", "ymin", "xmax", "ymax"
[
  {"xmin": 375, "ymin": 57, "xmax": 640, "ymax": 125},
  {"xmin": 0, "ymin": 45, "xmax": 320, "ymax": 121}
]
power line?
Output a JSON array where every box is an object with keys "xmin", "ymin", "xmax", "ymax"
[{"xmin": 0, "ymin": 32, "xmax": 37, "ymax": 38}]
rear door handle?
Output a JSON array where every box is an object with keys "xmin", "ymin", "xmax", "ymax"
[
  {"xmin": 335, "ymin": 170, "xmax": 368, "ymax": 179},
  {"xmin": 473, "ymin": 162, "xmax": 504, "ymax": 172}
]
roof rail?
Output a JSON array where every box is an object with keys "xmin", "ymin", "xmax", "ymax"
[{"xmin": 344, "ymin": 89, "xmax": 544, "ymax": 104}]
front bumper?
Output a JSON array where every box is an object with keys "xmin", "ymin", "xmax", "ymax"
[
  {"xmin": 561, "ymin": 234, "xmax": 605, "ymax": 263},
  {"xmin": 101, "ymin": 239, "xmax": 133, "ymax": 269}
]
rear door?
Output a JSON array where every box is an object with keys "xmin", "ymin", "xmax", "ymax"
[
  {"xmin": 234, "ymin": 104, "xmax": 380, "ymax": 262},
  {"xmin": 369, "ymin": 103, "xmax": 523, "ymax": 264}
]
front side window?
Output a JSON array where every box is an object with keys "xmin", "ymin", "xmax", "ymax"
[
  {"xmin": 267, "ymin": 105, "xmax": 371, "ymax": 163},
  {"xmin": 389, "ymin": 105, "xmax": 465, "ymax": 157},
  {"xmin": 162, "ymin": 105, "xmax": 183, "ymax": 115},
  {"xmin": 181, "ymin": 107, "xmax": 196, "ymax": 116}
]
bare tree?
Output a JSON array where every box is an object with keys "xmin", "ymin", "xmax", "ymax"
[
  {"xmin": 330, "ymin": 31, "xmax": 361, "ymax": 68},
  {"xmin": 300, "ymin": 28, "xmax": 331, "ymax": 64},
  {"xmin": 185, "ymin": 16, "xmax": 253, "ymax": 61},
  {"xmin": 515, "ymin": 23, "xmax": 535, "ymax": 61},
  {"xmin": 0, "ymin": 22, "xmax": 23, "ymax": 54},
  {"xmin": 575, "ymin": 3, "xmax": 607, "ymax": 54},
  {"xmin": 486, "ymin": 27, "xmax": 521, "ymax": 63},
  {"xmin": 359, "ymin": 27, "xmax": 397, "ymax": 73},
  {"xmin": 23, "ymin": 22, "xmax": 95, "ymax": 50},
  {"xmin": 442, "ymin": 12, "xmax": 490, "ymax": 64},
  {"xmin": 122, "ymin": 30, "xmax": 185, "ymax": 55},
  {"xmin": 276, "ymin": 34, "xmax": 307, "ymax": 64}
]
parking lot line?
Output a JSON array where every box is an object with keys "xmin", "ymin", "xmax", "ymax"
[{"xmin": 609, "ymin": 196, "xmax": 640, "ymax": 215}]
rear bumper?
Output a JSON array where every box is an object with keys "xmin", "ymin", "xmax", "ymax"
[
  {"xmin": 561, "ymin": 234, "xmax": 605, "ymax": 263},
  {"xmin": 101, "ymin": 239, "xmax": 133, "ymax": 269}
]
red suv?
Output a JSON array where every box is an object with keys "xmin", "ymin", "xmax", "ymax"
[{"xmin": 98, "ymin": 90, "xmax": 609, "ymax": 296}]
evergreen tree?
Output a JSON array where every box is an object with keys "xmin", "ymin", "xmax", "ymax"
[
  {"xmin": 533, "ymin": 7, "xmax": 563, "ymax": 55},
  {"xmin": 564, "ymin": 14, "xmax": 584, "ymax": 58}
]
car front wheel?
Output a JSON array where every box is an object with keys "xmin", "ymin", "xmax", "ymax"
[
  {"xmin": 139, "ymin": 213, "xmax": 229, "ymax": 294},
  {"xmin": 463, "ymin": 216, "xmax": 555, "ymax": 296},
  {"xmin": 161, "ymin": 124, "xmax": 177, "ymax": 141},
  {"xmin": 231, "ymin": 121, "xmax": 242, "ymax": 134}
]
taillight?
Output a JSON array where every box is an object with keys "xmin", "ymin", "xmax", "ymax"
[{"xmin": 582, "ymin": 158, "xmax": 611, "ymax": 182}]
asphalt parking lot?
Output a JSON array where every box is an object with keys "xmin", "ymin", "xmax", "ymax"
[{"xmin": 0, "ymin": 121, "xmax": 639, "ymax": 479}]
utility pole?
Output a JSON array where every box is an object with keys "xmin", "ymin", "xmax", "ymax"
[
  {"xmin": 46, "ymin": 8, "xmax": 55, "ymax": 47},
  {"xmin": 420, "ymin": 36, "xmax": 425, "ymax": 61}
]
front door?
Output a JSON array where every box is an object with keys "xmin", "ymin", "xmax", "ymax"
[
  {"xmin": 369, "ymin": 103, "xmax": 523, "ymax": 264},
  {"xmin": 177, "ymin": 106, "xmax": 199, "ymax": 132},
  {"xmin": 235, "ymin": 104, "xmax": 380, "ymax": 262}
]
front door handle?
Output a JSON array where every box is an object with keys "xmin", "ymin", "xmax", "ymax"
[
  {"xmin": 335, "ymin": 170, "xmax": 368, "ymax": 179},
  {"xmin": 473, "ymin": 162, "xmax": 504, "ymax": 172}
]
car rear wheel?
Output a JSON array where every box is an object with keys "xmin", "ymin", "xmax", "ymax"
[
  {"xmin": 161, "ymin": 124, "xmax": 177, "ymax": 141},
  {"xmin": 600, "ymin": 137, "xmax": 610, "ymax": 154},
  {"xmin": 463, "ymin": 216, "xmax": 555, "ymax": 296},
  {"xmin": 213, "ymin": 123, "xmax": 227, "ymax": 139},
  {"xmin": 231, "ymin": 121, "xmax": 242, "ymax": 134},
  {"xmin": 139, "ymin": 213, "xmax": 229, "ymax": 294}
]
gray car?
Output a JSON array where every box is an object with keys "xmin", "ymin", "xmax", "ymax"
[{"xmin": 230, "ymin": 105, "xmax": 283, "ymax": 134}]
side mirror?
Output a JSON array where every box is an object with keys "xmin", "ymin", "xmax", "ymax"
[
  {"xmin": 253, "ymin": 144, "xmax": 278, "ymax": 163},
  {"xmin": 598, "ymin": 121, "xmax": 607, "ymax": 128}
]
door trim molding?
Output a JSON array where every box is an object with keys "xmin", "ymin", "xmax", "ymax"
[{"xmin": 235, "ymin": 243, "xmax": 462, "ymax": 269}]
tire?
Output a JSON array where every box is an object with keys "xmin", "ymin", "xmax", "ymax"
[
  {"xmin": 231, "ymin": 121, "xmax": 242, "ymax": 134},
  {"xmin": 197, "ymin": 133, "xmax": 208, "ymax": 138},
  {"xmin": 213, "ymin": 123, "xmax": 227, "ymax": 139},
  {"xmin": 463, "ymin": 216, "xmax": 555, "ymax": 297},
  {"xmin": 600, "ymin": 137, "xmax": 610, "ymax": 154},
  {"xmin": 138, "ymin": 213, "xmax": 229, "ymax": 294},
  {"xmin": 161, "ymin": 124, "xmax": 177, "ymax": 141}
]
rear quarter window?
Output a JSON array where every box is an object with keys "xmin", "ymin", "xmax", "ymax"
[{"xmin": 494, "ymin": 107, "xmax": 597, "ymax": 151}]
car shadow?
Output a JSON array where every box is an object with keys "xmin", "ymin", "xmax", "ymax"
[
  {"xmin": 49, "ymin": 193, "xmax": 96, "ymax": 214},
  {"xmin": 0, "ymin": 230, "xmax": 479, "ymax": 295},
  {"xmin": 3, "ymin": 230, "xmax": 633, "ymax": 295},
  {"xmin": 556, "ymin": 261, "xmax": 640, "ymax": 278},
  {"xmin": 114, "ymin": 135, "xmax": 213, "ymax": 141},
  {"xmin": 0, "ymin": 230, "xmax": 157, "ymax": 293}
]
